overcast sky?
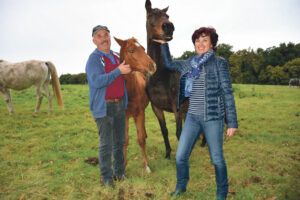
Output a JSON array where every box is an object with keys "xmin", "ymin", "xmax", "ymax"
[{"xmin": 1, "ymin": 0, "xmax": 299, "ymax": 75}]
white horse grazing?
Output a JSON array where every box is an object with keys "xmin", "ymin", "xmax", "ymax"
[{"xmin": 0, "ymin": 60, "xmax": 64, "ymax": 114}]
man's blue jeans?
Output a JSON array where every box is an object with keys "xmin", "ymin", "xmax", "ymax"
[
  {"xmin": 175, "ymin": 113, "xmax": 228, "ymax": 199},
  {"xmin": 95, "ymin": 101, "xmax": 125, "ymax": 184}
]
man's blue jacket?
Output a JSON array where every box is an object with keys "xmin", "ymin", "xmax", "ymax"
[{"xmin": 85, "ymin": 49, "xmax": 128, "ymax": 119}]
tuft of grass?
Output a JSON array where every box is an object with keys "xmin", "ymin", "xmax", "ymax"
[{"xmin": 0, "ymin": 84, "xmax": 299, "ymax": 199}]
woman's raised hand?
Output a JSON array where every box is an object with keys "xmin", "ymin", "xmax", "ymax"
[{"xmin": 152, "ymin": 39, "xmax": 166, "ymax": 44}]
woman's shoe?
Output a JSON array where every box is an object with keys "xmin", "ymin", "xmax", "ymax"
[{"xmin": 170, "ymin": 189, "xmax": 185, "ymax": 196}]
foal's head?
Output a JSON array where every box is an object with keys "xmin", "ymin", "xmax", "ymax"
[
  {"xmin": 114, "ymin": 37, "xmax": 156, "ymax": 76},
  {"xmin": 145, "ymin": 0, "xmax": 175, "ymax": 41}
]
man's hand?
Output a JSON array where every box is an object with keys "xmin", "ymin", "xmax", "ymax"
[
  {"xmin": 118, "ymin": 61, "xmax": 132, "ymax": 74},
  {"xmin": 226, "ymin": 128, "xmax": 237, "ymax": 138}
]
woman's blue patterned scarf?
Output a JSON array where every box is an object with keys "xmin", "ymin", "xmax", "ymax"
[{"xmin": 185, "ymin": 49, "xmax": 214, "ymax": 97}]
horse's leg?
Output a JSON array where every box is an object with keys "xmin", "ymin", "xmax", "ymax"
[
  {"xmin": 151, "ymin": 104, "xmax": 172, "ymax": 159},
  {"xmin": 200, "ymin": 134, "xmax": 207, "ymax": 147},
  {"xmin": 174, "ymin": 110, "xmax": 182, "ymax": 140},
  {"xmin": 34, "ymin": 86, "xmax": 43, "ymax": 113},
  {"xmin": 43, "ymin": 83, "xmax": 52, "ymax": 114},
  {"xmin": 0, "ymin": 88, "xmax": 14, "ymax": 114},
  {"xmin": 134, "ymin": 112, "xmax": 151, "ymax": 173},
  {"xmin": 123, "ymin": 114, "xmax": 130, "ymax": 170}
]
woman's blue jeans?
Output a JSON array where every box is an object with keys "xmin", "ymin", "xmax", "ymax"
[{"xmin": 175, "ymin": 113, "xmax": 228, "ymax": 199}]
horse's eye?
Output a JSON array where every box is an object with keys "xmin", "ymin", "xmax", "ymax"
[{"xmin": 129, "ymin": 50, "xmax": 135, "ymax": 54}]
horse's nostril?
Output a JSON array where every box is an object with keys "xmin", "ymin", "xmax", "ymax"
[
  {"xmin": 162, "ymin": 23, "xmax": 174, "ymax": 32},
  {"xmin": 162, "ymin": 23, "xmax": 168, "ymax": 31}
]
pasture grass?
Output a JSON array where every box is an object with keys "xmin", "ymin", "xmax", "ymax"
[{"xmin": 0, "ymin": 84, "xmax": 299, "ymax": 200}]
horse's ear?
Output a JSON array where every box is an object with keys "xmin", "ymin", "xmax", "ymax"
[
  {"xmin": 162, "ymin": 6, "xmax": 169, "ymax": 13},
  {"xmin": 145, "ymin": 0, "xmax": 152, "ymax": 13},
  {"xmin": 114, "ymin": 37, "xmax": 124, "ymax": 47}
]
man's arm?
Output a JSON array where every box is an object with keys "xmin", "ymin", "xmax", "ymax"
[{"xmin": 86, "ymin": 56, "xmax": 131, "ymax": 89}]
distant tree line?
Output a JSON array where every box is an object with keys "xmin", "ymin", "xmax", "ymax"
[
  {"xmin": 60, "ymin": 42, "xmax": 300, "ymax": 85},
  {"xmin": 59, "ymin": 73, "xmax": 87, "ymax": 84}
]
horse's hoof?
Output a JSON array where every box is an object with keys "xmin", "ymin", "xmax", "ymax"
[
  {"xmin": 165, "ymin": 149, "xmax": 171, "ymax": 159},
  {"xmin": 165, "ymin": 154, "xmax": 171, "ymax": 159},
  {"xmin": 146, "ymin": 166, "xmax": 151, "ymax": 173}
]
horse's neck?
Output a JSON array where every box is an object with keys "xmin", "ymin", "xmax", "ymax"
[
  {"xmin": 124, "ymin": 73, "xmax": 136, "ymax": 82},
  {"xmin": 146, "ymin": 38, "xmax": 177, "ymax": 85},
  {"xmin": 124, "ymin": 72, "xmax": 141, "ymax": 86},
  {"xmin": 147, "ymin": 39, "xmax": 164, "ymax": 70},
  {"xmin": 124, "ymin": 72, "xmax": 146, "ymax": 93}
]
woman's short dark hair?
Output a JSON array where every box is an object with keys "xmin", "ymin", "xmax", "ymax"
[{"xmin": 192, "ymin": 27, "xmax": 218, "ymax": 51}]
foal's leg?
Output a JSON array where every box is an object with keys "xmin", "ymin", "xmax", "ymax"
[
  {"xmin": 134, "ymin": 112, "xmax": 151, "ymax": 173},
  {"xmin": 35, "ymin": 86, "xmax": 43, "ymax": 113},
  {"xmin": 1, "ymin": 88, "xmax": 14, "ymax": 114},
  {"xmin": 151, "ymin": 104, "xmax": 172, "ymax": 159},
  {"xmin": 123, "ymin": 114, "xmax": 130, "ymax": 169},
  {"xmin": 43, "ymin": 83, "xmax": 52, "ymax": 114}
]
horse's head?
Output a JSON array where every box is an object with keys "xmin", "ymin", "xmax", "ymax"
[
  {"xmin": 114, "ymin": 37, "xmax": 156, "ymax": 76},
  {"xmin": 145, "ymin": 0, "xmax": 174, "ymax": 41}
]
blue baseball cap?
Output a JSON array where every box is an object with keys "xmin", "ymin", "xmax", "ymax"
[{"xmin": 92, "ymin": 25, "xmax": 110, "ymax": 37}]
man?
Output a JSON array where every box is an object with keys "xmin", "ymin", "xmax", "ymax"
[{"xmin": 85, "ymin": 25, "xmax": 132, "ymax": 187}]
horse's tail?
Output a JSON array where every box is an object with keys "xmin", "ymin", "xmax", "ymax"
[{"xmin": 46, "ymin": 61, "xmax": 64, "ymax": 109}]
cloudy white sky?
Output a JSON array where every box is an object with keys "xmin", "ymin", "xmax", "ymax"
[{"xmin": 1, "ymin": 0, "xmax": 299, "ymax": 75}]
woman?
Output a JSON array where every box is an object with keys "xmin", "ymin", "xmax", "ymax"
[{"xmin": 154, "ymin": 27, "xmax": 238, "ymax": 200}]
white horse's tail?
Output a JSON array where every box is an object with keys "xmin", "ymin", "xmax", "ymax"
[{"xmin": 46, "ymin": 61, "xmax": 64, "ymax": 108}]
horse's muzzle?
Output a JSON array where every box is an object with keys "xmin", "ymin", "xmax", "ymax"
[
  {"xmin": 149, "ymin": 63, "xmax": 156, "ymax": 74},
  {"xmin": 162, "ymin": 22, "xmax": 175, "ymax": 37}
]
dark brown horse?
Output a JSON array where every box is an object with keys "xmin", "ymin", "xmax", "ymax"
[
  {"xmin": 145, "ymin": 0, "xmax": 189, "ymax": 159},
  {"xmin": 114, "ymin": 37, "xmax": 156, "ymax": 173},
  {"xmin": 144, "ymin": 1, "xmax": 206, "ymax": 158}
]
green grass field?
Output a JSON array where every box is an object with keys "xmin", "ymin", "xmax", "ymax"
[{"xmin": 0, "ymin": 84, "xmax": 299, "ymax": 200}]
